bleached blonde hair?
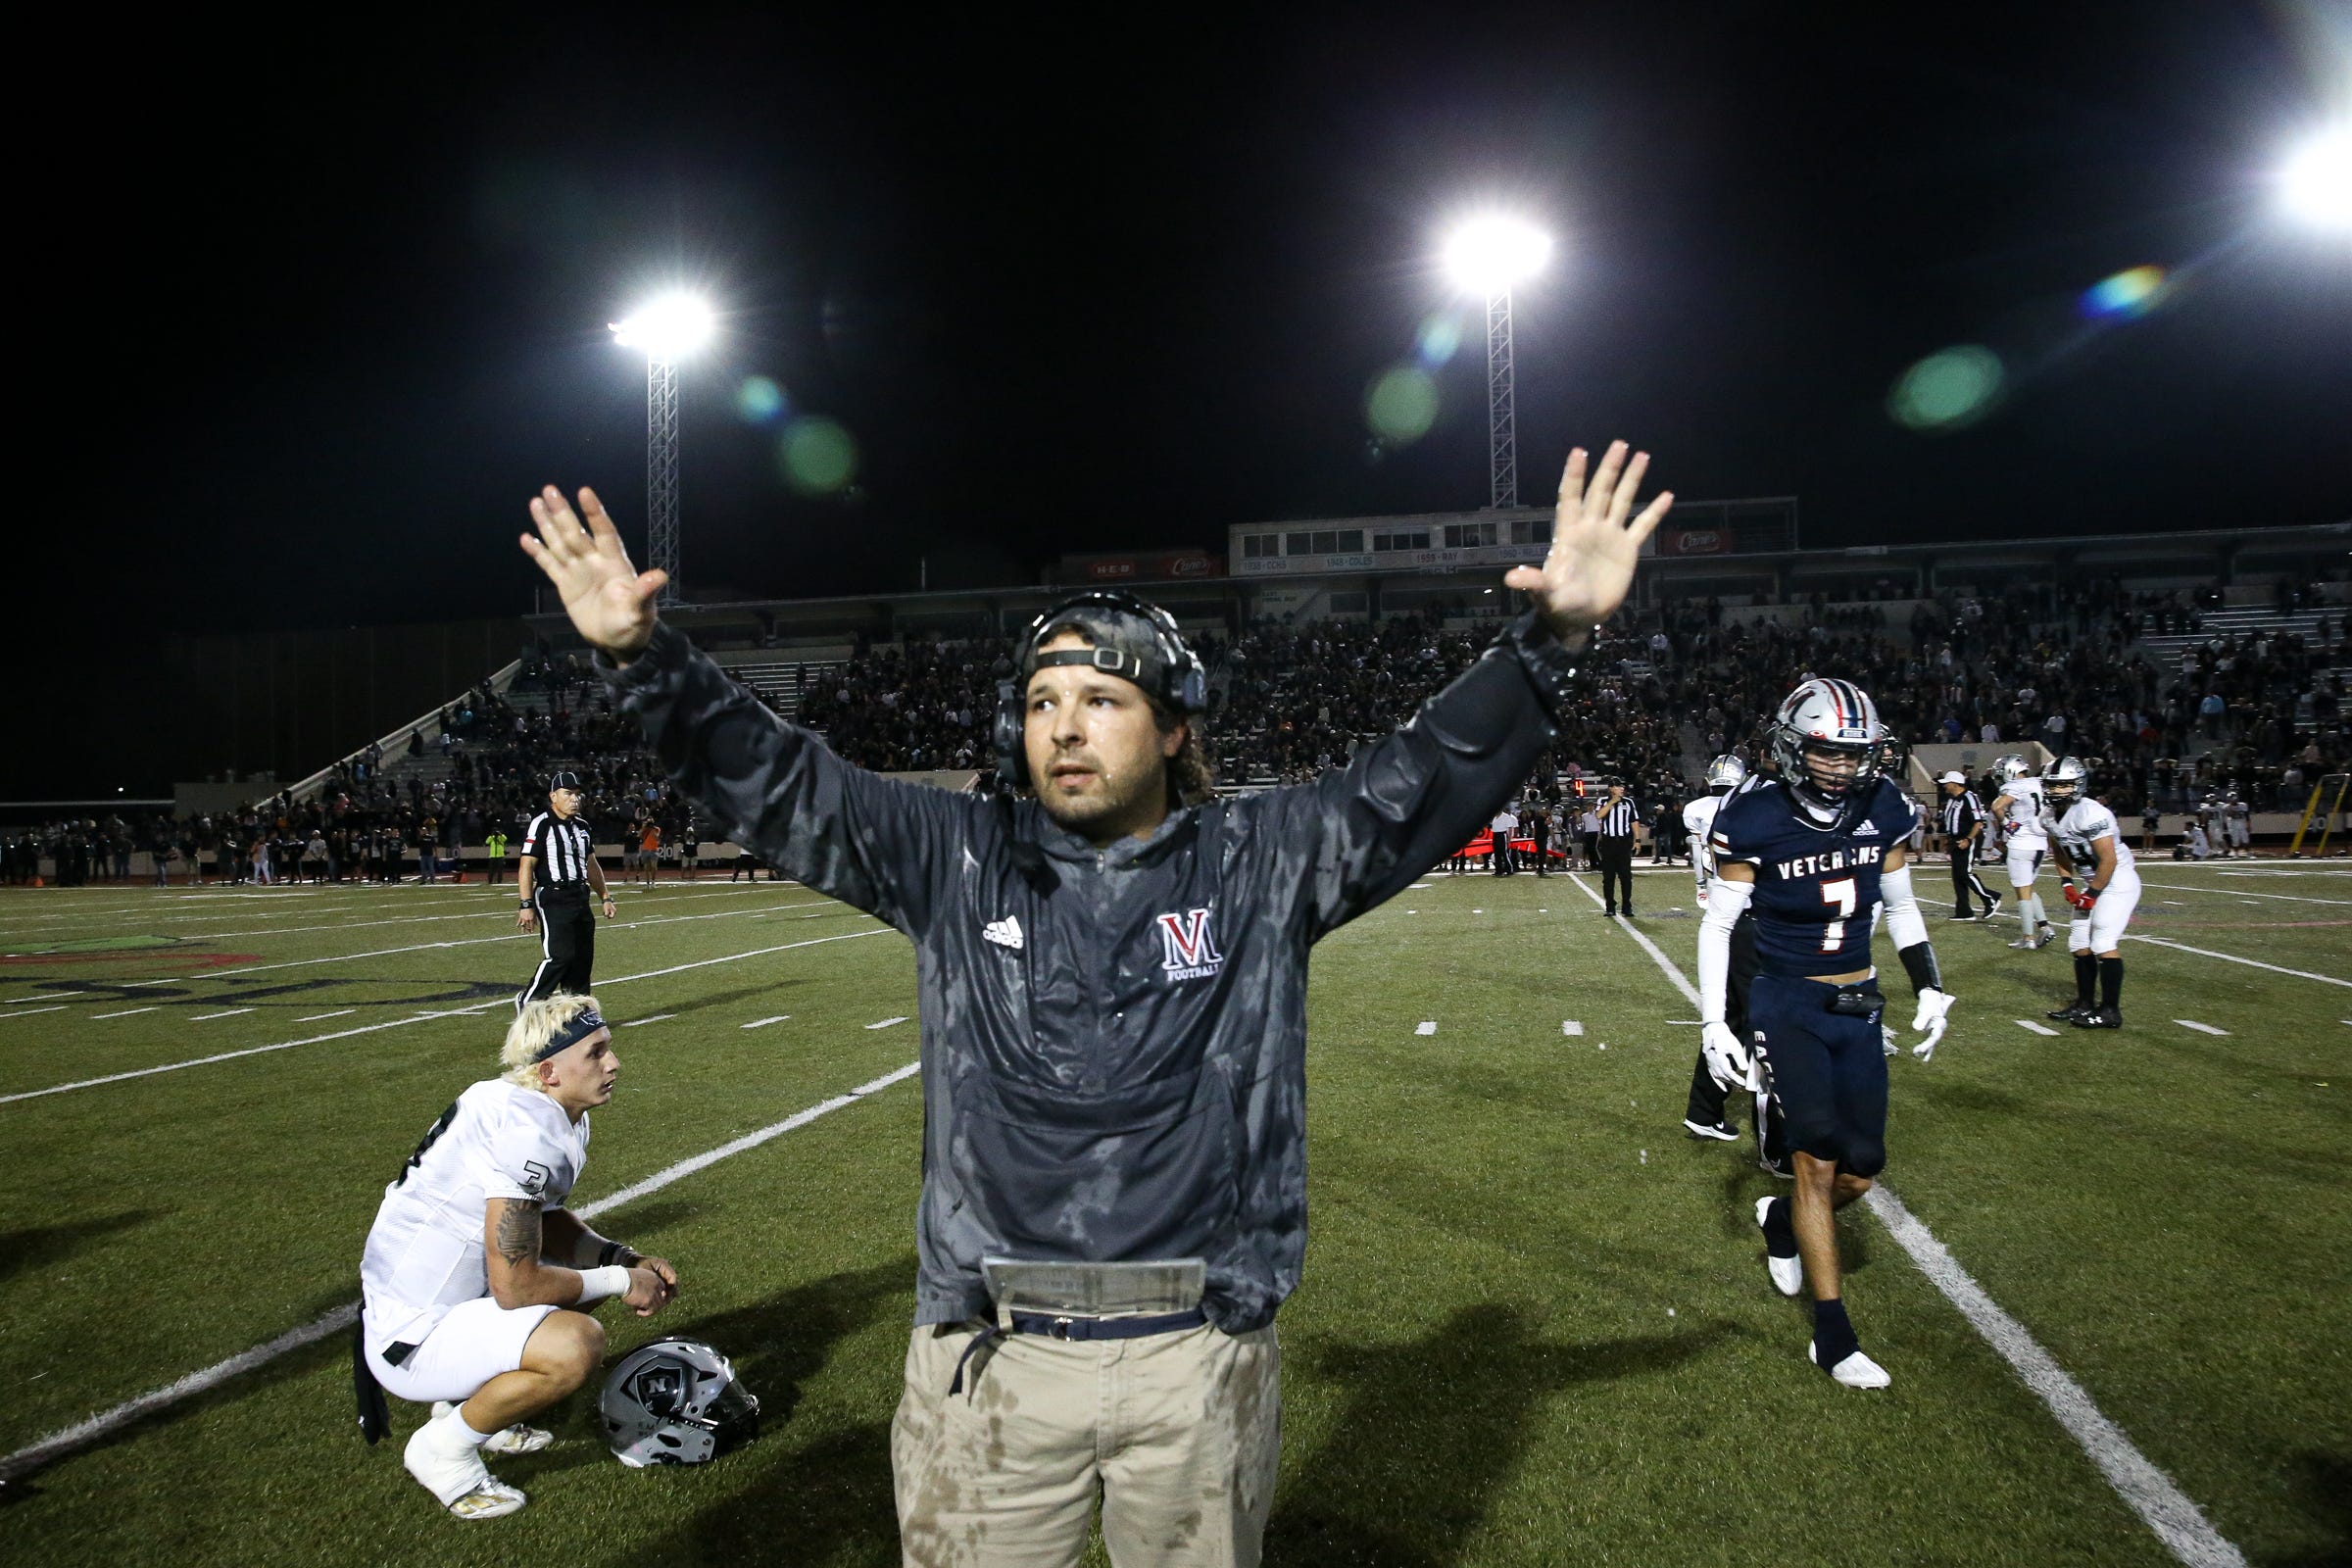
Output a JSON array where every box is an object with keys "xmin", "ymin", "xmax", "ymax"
[{"xmin": 502, "ymin": 993, "xmax": 605, "ymax": 1088}]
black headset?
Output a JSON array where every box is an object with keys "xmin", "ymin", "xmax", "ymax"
[{"xmin": 992, "ymin": 591, "xmax": 1207, "ymax": 789}]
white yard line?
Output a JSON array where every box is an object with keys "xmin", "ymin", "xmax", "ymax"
[
  {"xmin": 190, "ymin": 1008, "xmax": 254, "ymax": 1021},
  {"xmin": 8, "ymin": 991, "xmax": 88, "ymax": 1003},
  {"xmin": 741, "ymin": 1015, "xmax": 791, "ymax": 1030},
  {"xmin": 864, "ymin": 1016, "xmax": 909, "ymax": 1030},
  {"xmin": 0, "ymin": 1060, "xmax": 921, "ymax": 1483},
  {"xmin": 197, "ymin": 899, "xmax": 836, "ymax": 979},
  {"xmin": 0, "ymin": 1004, "xmax": 68, "ymax": 1019},
  {"xmin": 2016, "ymin": 1020, "xmax": 2060, "ymax": 1036},
  {"xmin": 1570, "ymin": 869, "xmax": 2246, "ymax": 1568},
  {"xmin": 1864, "ymin": 1188, "xmax": 2245, "ymax": 1568},
  {"xmin": 1566, "ymin": 875, "xmax": 1701, "ymax": 1006},
  {"xmin": 2124, "ymin": 935, "xmax": 2352, "ymax": 989},
  {"xmin": 621, "ymin": 1013, "xmax": 677, "ymax": 1027},
  {"xmin": 86, "ymin": 1008, "xmax": 155, "ymax": 1020},
  {"xmin": 0, "ymin": 929, "xmax": 894, "ymax": 1105},
  {"xmin": 2175, "ymin": 1020, "xmax": 2230, "ymax": 1036},
  {"xmin": 295, "ymin": 1010, "xmax": 356, "ymax": 1022}
]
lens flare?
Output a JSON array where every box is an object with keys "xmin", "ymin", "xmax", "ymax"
[
  {"xmin": 1365, "ymin": 366, "xmax": 1440, "ymax": 443},
  {"xmin": 779, "ymin": 416, "xmax": 858, "ymax": 495},
  {"xmin": 734, "ymin": 376, "xmax": 785, "ymax": 423},
  {"xmin": 1415, "ymin": 314, "xmax": 1462, "ymax": 367},
  {"xmin": 2079, "ymin": 265, "xmax": 2168, "ymax": 319},
  {"xmin": 1888, "ymin": 345, "xmax": 2003, "ymax": 432}
]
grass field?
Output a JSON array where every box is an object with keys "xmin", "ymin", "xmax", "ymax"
[{"xmin": 0, "ymin": 858, "xmax": 2344, "ymax": 1567}]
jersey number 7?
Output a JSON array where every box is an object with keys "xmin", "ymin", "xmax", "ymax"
[{"xmin": 1819, "ymin": 876, "xmax": 1857, "ymax": 955}]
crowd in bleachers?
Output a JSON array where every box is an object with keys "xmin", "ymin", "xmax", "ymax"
[{"xmin": 6, "ymin": 579, "xmax": 2346, "ymax": 885}]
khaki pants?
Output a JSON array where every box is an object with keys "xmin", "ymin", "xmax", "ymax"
[{"xmin": 892, "ymin": 1318, "xmax": 1280, "ymax": 1568}]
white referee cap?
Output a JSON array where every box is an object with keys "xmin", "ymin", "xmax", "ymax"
[{"xmin": 1936, "ymin": 770, "xmax": 1967, "ymax": 784}]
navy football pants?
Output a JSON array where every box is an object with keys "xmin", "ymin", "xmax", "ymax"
[{"xmin": 1750, "ymin": 972, "xmax": 1887, "ymax": 1177}]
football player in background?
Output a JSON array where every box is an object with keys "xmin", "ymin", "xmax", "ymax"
[
  {"xmin": 2040, "ymin": 758, "xmax": 2143, "ymax": 1029},
  {"xmin": 1679, "ymin": 754, "xmax": 1786, "ymax": 1169},
  {"xmin": 1988, "ymin": 756, "xmax": 2058, "ymax": 951},
  {"xmin": 1699, "ymin": 679, "xmax": 1954, "ymax": 1389},
  {"xmin": 356, "ymin": 995, "xmax": 678, "ymax": 1518}
]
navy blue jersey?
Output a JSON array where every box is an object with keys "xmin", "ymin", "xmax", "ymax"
[{"xmin": 1710, "ymin": 778, "xmax": 1914, "ymax": 978}]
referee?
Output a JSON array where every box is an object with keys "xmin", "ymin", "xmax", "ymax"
[
  {"xmin": 515, "ymin": 771, "xmax": 614, "ymax": 1012},
  {"xmin": 1937, "ymin": 770, "xmax": 1999, "ymax": 920},
  {"xmin": 1596, "ymin": 777, "xmax": 1641, "ymax": 917}
]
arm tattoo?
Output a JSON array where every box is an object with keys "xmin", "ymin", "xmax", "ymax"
[{"xmin": 493, "ymin": 1200, "xmax": 542, "ymax": 1265}]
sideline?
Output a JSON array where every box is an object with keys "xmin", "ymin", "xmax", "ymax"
[
  {"xmin": 0, "ymin": 1059, "xmax": 921, "ymax": 1482},
  {"xmin": 0, "ymin": 928, "xmax": 892, "ymax": 1104},
  {"xmin": 1560, "ymin": 872, "xmax": 2246, "ymax": 1568}
]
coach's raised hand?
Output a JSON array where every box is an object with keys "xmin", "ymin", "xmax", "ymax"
[
  {"xmin": 1503, "ymin": 441, "xmax": 1674, "ymax": 647},
  {"xmin": 521, "ymin": 485, "xmax": 666, "ymax": 661}
]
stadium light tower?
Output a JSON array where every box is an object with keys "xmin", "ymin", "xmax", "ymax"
[
  {"xmin": 611, "ymin": 293, "xmax": 716, "ymax": 607},
  {"xmin": 2277, "ymin": 122, "xmax": 2352, "ymax": 232},
  {"xmin": 1444, "ymin": 216, "xmax": 1552, "ymax": 509}
]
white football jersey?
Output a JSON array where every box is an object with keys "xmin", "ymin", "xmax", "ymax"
[
  {"xmin": 2000, "ymin": 777, "xmax": 2047, "ymax": 841},
  {"xmin": 361, "ymin": 1079, "xmax": 590, "ymax": 1350},
  {"xmin": 2050, "ymin": 799, "xmax": 2136, "ymax": 878}
]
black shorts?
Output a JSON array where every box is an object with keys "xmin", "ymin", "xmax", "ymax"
[{"xmin": 1750, "ymin": 972, "xmax": 1887, "ymax": 1177}]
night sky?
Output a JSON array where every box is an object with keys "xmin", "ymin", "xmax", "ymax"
[{"xmin": 28, "ymin": 3, "xmax": 2352, "ymax": 796}]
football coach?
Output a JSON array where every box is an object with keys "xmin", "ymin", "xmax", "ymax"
[{"xmin": 521, "ymin": 442, "xmax": 1672, "ymax": 1568}]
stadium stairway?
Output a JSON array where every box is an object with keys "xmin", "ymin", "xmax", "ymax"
[{"xmin": 710, "ymin": 660, "xmax": 842, "ymax": 715}]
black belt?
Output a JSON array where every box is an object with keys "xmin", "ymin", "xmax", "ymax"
[{"xmin": 947, "ymin": 1307, "xmax": 1209, "ymax": 1396}]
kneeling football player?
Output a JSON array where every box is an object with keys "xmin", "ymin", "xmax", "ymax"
[
  {"xmin": 1698, "ymin": 679, "xmax": 1954, "ymax": 1389},
  {"xmin": 356, "ymin": 994, "xmax": 678, "ymax": 1518}
]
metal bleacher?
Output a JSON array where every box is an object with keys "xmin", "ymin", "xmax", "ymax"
[
  {"xmin": 715, "ymin": 661, "xmax": 843, "ymax": 717},
  {"xmin": 2134, "ymin": 605, "xmax": 2346, "ymax": 731}
]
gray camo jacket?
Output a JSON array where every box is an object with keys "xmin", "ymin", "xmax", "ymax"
[{"xmin": 601, "ymin": 614, "xmax": 1578, "ymax": 1331}]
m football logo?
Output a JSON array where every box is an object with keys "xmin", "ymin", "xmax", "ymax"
[{"xmin": 1154, "ymin": 907, "xmax": 1223, "ymax": 981}]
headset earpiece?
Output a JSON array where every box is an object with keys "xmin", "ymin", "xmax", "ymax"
[{"xmin": 993, "ymin": 679, "xmax": 1028, "ymax": 790}]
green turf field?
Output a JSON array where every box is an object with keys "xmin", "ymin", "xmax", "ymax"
[{"xmin": 0, "ymin": 860, "xmax": 2344, "ymax": 1566}]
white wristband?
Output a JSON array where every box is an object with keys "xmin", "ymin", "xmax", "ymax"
[{"xmin": 575, "ymin": 1264, "xmax": 632, "ymax": 1304}]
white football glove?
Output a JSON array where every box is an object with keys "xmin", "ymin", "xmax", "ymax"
[
  {"xmin": 1701, "ymin": 1021, "xmax": 1754, "ymax": 1092},
  {"xmin": 1910, "ymin": 988, "xmax": 1955, "ymax": 1061}
]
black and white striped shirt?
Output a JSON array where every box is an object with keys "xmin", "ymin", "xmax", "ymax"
[
  {"xmin": 522, "ymin": 811, "xmax": 595, "ymax": 892},
  {"xmin": 1596, "ymin": 798, "xmax": 1640, "ymax": 838},
  {"xmin": 1940, "ymin": 791, "xmax": 1985, "ymax": 841}
]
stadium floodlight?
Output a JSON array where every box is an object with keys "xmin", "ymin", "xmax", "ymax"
[
  {"xmin": 609, "ymin": 293, "xmax": 715, "ymax": 608},
  {"xmin": 2277, "ymin": 122, "xmax": 2352, "ymax": 232},
  {"xmin": 1443, "ymin": 217, "xmax": 1553, "ymax": 294},
  {"xmin": 610, "ymin": 293, "xmax": 717, "ymax": 362},
  {"xmin": 1442, "ymin": 216, "xmax": 1552, "ymax": 509}
]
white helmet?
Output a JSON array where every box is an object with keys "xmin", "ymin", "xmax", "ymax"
[
  {"xmin": 2042, "ymin": 756, "xmax": 2089, "ymax": 808},
  {"xmin": 600, "ymin": 1339, "xmax": 760, "ymax": 1467},
  {"xmin": 1767, "ymin": 678, "xmax": 1887, "ymax": 811},
  {"xmin": 1995, "ymin": 755, "xmax": 2033, "ymax": 783},
  {"xmin": 1704, "ymin": 754, "xmax": 1749, "ymax": 791}
]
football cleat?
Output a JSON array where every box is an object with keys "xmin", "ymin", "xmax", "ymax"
[
  {"xmin": 432, "ymin": 1401, "xmax": 553, "ymax": 1455},
  {"xmin": 1683, "ymin": 1117, "xmax": 1739, "ymax": 1143},
  {"xmin": 2006, "ymin": 938, "xmax": 2036, "ymax": 950},
  {"xmin": 1979, "ymin": 895, "xmax": 2003, "ymax": 922},
  {"xmin": 1756, "ymin": 1198, "xmax": 1804, "ymax": 1298},
  {"xmin": 1809, "ymin": 1341, "xmax": 1891, "ymax": 1389},
  {"xmin": 404, "ymin": 1422, "xmax": 527, "ymax": 1519},
  {"xmin": 2074, "ymin": 1006, "xmax": 2123, "ymax": 1029},
  {"xmin": 2046, "ymin": 1002, "xmax": 2089, "ymax": 1023}
]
